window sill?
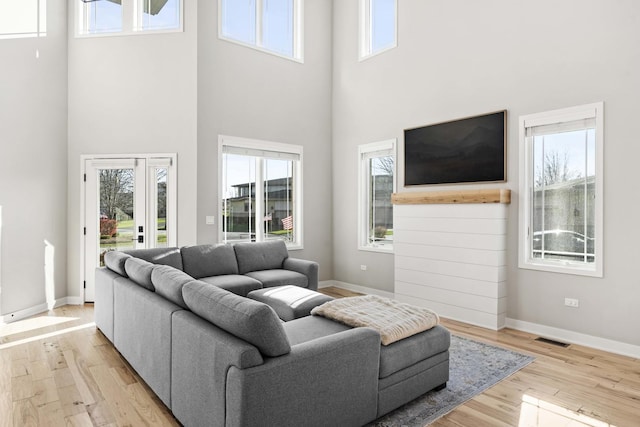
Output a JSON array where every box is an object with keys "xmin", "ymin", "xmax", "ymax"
[
  {"xmin": 519, "ymin": 259, "xmax": 602, "ymax": 278},
  {"xmin": 359, "ymin": 245, "xmax": 394, "ymax": 254}
]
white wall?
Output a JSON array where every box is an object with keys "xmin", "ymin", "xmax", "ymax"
[
  {"xmin": 196, "ymin": 0, "xmax": 334, "ymax": 278},
  {"xmin": 333, "ymin": 0, "xmax": 640, "ymax": 346},
  {"xmin": 66, "ymin": 1, "xmax": 199, "ymax": 299},
  {"xmin": 0, "ymin": 2, "xmax": 68, "ymax": 316}
]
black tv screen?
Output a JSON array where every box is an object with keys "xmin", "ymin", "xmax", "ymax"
[{"xmin": 404, "ymin": 111, "xmax": 506, "ymax": 186}]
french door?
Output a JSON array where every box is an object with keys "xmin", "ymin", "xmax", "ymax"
[{"xmin": 83, "ymin": 155, "xmax": 176, "ymax": 302}]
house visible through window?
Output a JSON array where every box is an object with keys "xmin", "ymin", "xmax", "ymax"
[
  {"xmin": 0, "ymin": 0, "xmax": 46, "ymax": 39},
  {"xmin": 76, "ymin": 0, "xmax": 182, "ymax": 36},
  {"xmin": 359, "ymin": 0, "xmax": 396, "ymax": 60},
  {"xmin": 359, "ymin": 139, "xmax": 395, "ymax": 252},
  {"xmin": 219, "ymin": 136, "xmax": 303, "ymax": 249},
  {"xmin": 219, "ymin": 0, "xmax": 303, "ymax": 62},
  {"xmin": 519, "ymin": 102, "xmax": 604, "ymax": 277}
]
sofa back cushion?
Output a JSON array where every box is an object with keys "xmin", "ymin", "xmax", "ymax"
[
  {"xmin": 182, "ymin": 280, "xmax": 291, "ymax": 357},
  {"xmin": 151, "ymin": 265, "xmax": 194, "ymax": 309},
  {"xmin": 180, "ymin": 244, "xmax": 239, "ymax": 279},
  {"xmin": 233, "ymin": 240, "xmax": 289, "ymax": 274},
  {"xmin": 104, "ymin": 251, "xmax": 132, "ymax": 276},
  {"xmin": 124, "ymin": 257, "xmax": 155, "ymax": 291},
  {"xmin": 124, "ymin": 247, "xmax": 184, "ymax": 270}
]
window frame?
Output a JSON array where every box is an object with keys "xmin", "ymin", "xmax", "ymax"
[
  {"xmin": 218, "ymin": 135, "xmax": 304, "ymax": 250},
  {"xmin": 0, "ymin": 0, "xmax": 46, "ymax": 40},
  {"xmin": 518, "ymin": 102, "xmax": 604, "ymax": 277},
  {"xmin": 217, "ymin": 0, "xmax": 304, "ymax": 63},
  {"xmin": 359, "ymin": 0, "xmax": 397, "ymax": 61},
  {"xmin": 75, "ymin": 0, "xmax": 183, "ymax": 38},
  {"xmin": 358, "ymin": 139, "xmax": 396, "ymax": 253}
]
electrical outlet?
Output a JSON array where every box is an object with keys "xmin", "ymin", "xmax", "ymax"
[
  {"xmin": 564, "ymin": 298, "xmax": 579, "ymax": 308},
  {"xmin": 360, "ymin": 265, "xmax": 367, "ymax": 271},
  {"xmin": 205, "ymin": 216, "xmax": 215, "ymax": 225}
]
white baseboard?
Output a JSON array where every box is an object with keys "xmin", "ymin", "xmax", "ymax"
[
  {"xmin": 1, "ymin": 296, "xmax": 84, "ymax": 324},
  {"xmin": 1, "ymin": 302, "xmax": 49, "ymax": 324},
  {"xmin": 319, "ymin": 281, "xmax": 640, "ymax": 359},
  {"xmin": 506, "ymin": 318, "xmax": 640, "ymax": 359}
]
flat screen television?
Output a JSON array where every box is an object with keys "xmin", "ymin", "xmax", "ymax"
[{"xmin": 404, "ymin": 111, "xmax": 506, "ymax": 186}]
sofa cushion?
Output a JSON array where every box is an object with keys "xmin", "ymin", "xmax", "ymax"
[
  {"xmin": 124, "ymin": 257, "xmax": 155, "ymax": 291},
  {"xmin": 182, "ymin": 281, "xmax": 291, "ymax": 357},
  {"xmin": 151, "ymin": 265, "xmax": 194, "ymax": 309},
  {"xmin": 104, "ymin": 251, "xmax": 132, "ymax": 276},
  {"xmin": 181, "ymin": 244, "xmax": 239, "ymax": 278},
  {"xmin": 378, "ymin": 324, "xmax": 450, "ymax": 379},
  {"xmin": 233, "ymin": 240, "xmax": 289, "ymax": 274},
  {"xmin": 245, "ymin": 269, "xmax": 308, "ymax": 289},
  {"xmin": 124, "ymin": 247, "xmax": 184, "ymax": 270},
  {"xmin": 198, "ymin": 275, "xmax": 262, "ymax": 297}
]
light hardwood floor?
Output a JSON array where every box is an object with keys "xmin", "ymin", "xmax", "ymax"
[{"xmin": 1, "ymin": 287, "xmax": 639, "ymax": 426}]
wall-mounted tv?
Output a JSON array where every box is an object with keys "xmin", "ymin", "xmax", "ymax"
[{"xmin": 404, "ymin": 110, "xmax": 506, "ymax": 186}]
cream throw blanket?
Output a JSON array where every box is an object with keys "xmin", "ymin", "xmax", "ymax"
[{"xmin": 310, "ymin": 295, "xmax": 439, "ymax": 345}]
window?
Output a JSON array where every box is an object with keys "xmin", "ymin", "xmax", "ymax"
[
  {"xmin": 359, "ymin": 139, "xmax": 395, "ymax": 252},
  {"xmin": 219, "ymin": 0, "xmax": 303, "ymax": 62},
  {"xmin": 359, "ymin": 0, "xmax": 397, "ymax": 60},
  {"xmin": 519, "ymin": 103, "xmax": 604, "ymax": 277},
  {"xmin": 219, "ymin": 135, "xmax": 303, "ymax": 249},
  {"xmin": 0, "ymin": 0, "xmax": 46, "ymax": 39},
  {"xmin": 76, "ymin": 0, "xmax": 182, "ymax": 36}
]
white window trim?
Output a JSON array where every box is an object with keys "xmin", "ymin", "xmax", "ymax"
[
  {"xmin": 359, "ymin": 0, "xmax": 397, "ymax": 61},
  {"xmin": 218, "ymin": 135, "xmax": 304, "ymax": 250},
  {"xmin": 75, "ymin": 0, "xmax": 183, "ymax": 38},
  {"xmin": 217, "ymin": 0, "xmax": 304, "ymax": 63},
  {"xmin": 518, "ymin": 102, "xmax": 604, "ymax": 277},
  {"xmin": 358, "ymin": 139, "xmax": 396, "ymax": 253}
]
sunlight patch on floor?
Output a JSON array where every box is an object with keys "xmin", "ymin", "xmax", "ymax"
[
  {"xmin": 0, "ymin": 315, "xmax": 79, "ymax": 337},
  {"xmin": 0, "ymin": 321, "xmax": 94, "ymax": 350},
  {"xmin": 519, "ymin": 394, "xmax": 615, "ymax": 427}
]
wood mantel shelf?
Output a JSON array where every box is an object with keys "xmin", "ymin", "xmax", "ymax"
[{"xmin": 391, "ymin": 188, "xmax": 511, "ymax": 205}]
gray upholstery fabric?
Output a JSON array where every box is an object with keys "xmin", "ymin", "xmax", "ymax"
[
  {"xmin": 378, "ymin": 350, "xmax": 449, "ymax": 391},
  {"xmin": 180, "ymin": 244, "xmax": 239, "ymax": 278},
  {"xmin": 282, "ymin": 257, "xmax": 319, "ymax": 290},
  {"xmin": 151, "ymin": 265, "xmax": 193, "ymax": 309},
  {"xmin": 198, "ymin": 274, "xmax": 262, "ymax": 297},
  {"xmin": 94, "ymin": 267, "xmax": 119, "ymax": 341},
  {"xmin": 103, "ymin": 251, "xmax": 131, "ymax": 276},
  {"xmin": 377, "ymin": 358, "xmax": 450, "ymax": 417},
  {"xmin": 171, "ymin": 310, "xmax": 264, "ymax": 427},
  {"xmin": 245, "ymin": 269, "xmax": 308, "ymax": 289},
  {"xmin": 283, "ymin": 314, "xmax": 352, "ymax": 345},
  {"xmin": 233, "ymin": 240, "xmax": 289, "ymax": 274},
  {"xmin": 226, "ymin": 328, "xmax": 381, "ymax": 427},
  {"xmin": 113, "ymin": 279, "xmax": 183, "ymax": 408},
  {"xmin": 248, "ymin": 286, "xmax": 333, "ymax": 321},
  {"xmin": 378, "ymin": 324, "xmax": 450, "ymax": 378},
  {"xmin": 182, "ymin": 281, "xmax": 291, "ymax": 357},
  {"xmin": 124, "ymin": 257, "xmax": 155, "ymax": 291},
  {"xmin": 124, "ymin": 247, "xmax": 183, "ymax": 270}
]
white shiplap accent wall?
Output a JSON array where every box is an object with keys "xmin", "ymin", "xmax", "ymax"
[{"xmin": 394, "ymin": 203, "xmax": 508, "ymax": 330}]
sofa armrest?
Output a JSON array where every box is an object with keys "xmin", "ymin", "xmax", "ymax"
[
  {"xmin": 226, "ymin": 327, "xmax": 381, "ymax": 427},
  {"xmin": 282, "ymin": 257, "xmax": 319, "ymax": 290}
]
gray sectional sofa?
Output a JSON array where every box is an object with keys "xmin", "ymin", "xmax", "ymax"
[{"xmin": 95, "ymin": 240, "xmax": 450, "ymax": 426}]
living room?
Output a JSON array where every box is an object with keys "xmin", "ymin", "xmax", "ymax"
[{"xmin": 1, "ymin": 0, "xmax": 639, "ymax": 425}]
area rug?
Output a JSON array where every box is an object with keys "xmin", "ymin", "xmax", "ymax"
[{"xmin": 368, "ymin": 335, "xmax": 534, "ymax": 426}]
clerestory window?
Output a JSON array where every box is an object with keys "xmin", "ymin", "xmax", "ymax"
[
  {"xmin": 0, "ymin": 0, "xmax": 46, "ymax": 39},
  {"xmin": 219, "ymin": 0, "xmax": 304, "ymax": 62},
  {"xmin": 359, "ymin": 0, "xmax": 397, "ymax": 60}
]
